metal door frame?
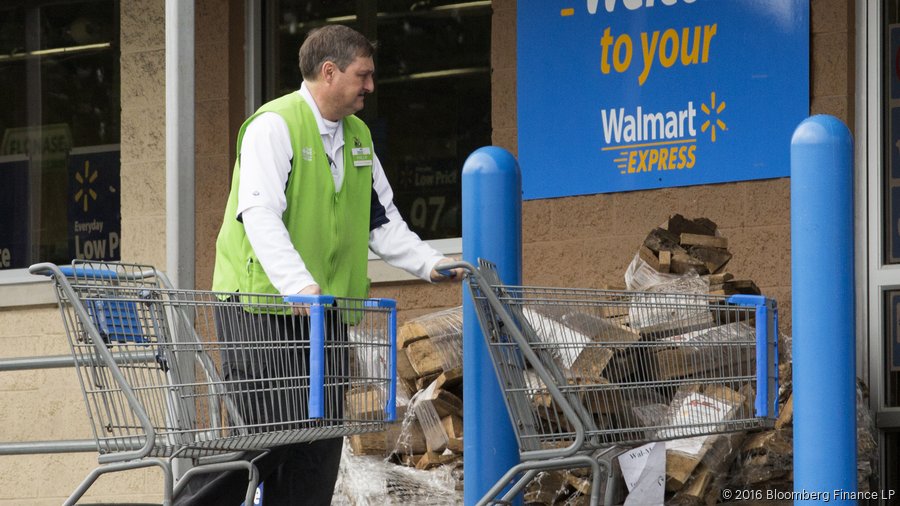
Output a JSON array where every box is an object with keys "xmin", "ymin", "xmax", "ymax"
[{"xmin": 858, "ymin": 0, "xmax": 900, "ymax": 490}]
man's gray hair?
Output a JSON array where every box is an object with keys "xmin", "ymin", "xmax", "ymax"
[{"xmin": 299, "ymin": 25, "xmax": 376, "ymax": 80}]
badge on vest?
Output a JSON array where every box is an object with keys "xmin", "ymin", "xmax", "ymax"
[{"xmin": 351, "ymin": 147, "xmax": 373, "ymax": 167}]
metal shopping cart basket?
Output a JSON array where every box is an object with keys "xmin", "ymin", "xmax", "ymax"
[
  {"xmin": 30, "ymin": 260, "xmax": 397, "ymax": 506},
  {"xmin": 449, "ymin": 259, "xmax": 778, "ymax": 506}
]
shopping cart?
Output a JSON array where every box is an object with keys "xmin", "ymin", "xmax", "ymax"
[
  {"xmin": 30, "ymin": 260, "xmax": 397, "ymax": 506},
  {"xmin": 448, "ymin": 259, "xmax": 778, "ymax": 506}
]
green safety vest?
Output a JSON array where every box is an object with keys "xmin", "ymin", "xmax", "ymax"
[{"xmin": 212, "ymin": 92, "xmax": 374, "ymax": 309}]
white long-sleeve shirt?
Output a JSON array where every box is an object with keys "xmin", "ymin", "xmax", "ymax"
[{"xmin": 236, "ymin": 83, "xmax": 445, "ymax": 295}]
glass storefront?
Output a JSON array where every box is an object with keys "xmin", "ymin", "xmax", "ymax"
[
  {"xmin": 878, "ymin": 0, "xmax": 900, "ymax": 495},
  {"xmin": 259, "ymin": 0, "xmax": 491, "ymax": 241},
  {"xmin": 0, "ymin": 0, "xmax": 120, "ymax": 269}
]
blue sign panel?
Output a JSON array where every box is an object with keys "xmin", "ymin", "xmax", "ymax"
[
  {"xmin": 892, "ymin": 186, "xmax": 900, "ymax": 263},
  {"xmin": 892, "ymin": 106, "xmax": 900, "ymax": 181},
  {"xmin": 890, "ymin": 292, "xmax": 900, "ymax": 371},
  {"xmin": 67, "ymin": 147, "xmax": 121, "ymax": 262},
  {"xmin": 0, "ymin": 156, "xmax": 30, "ymax": 269},
  {"xmin": 517, "ymin": 0, "xmax": 809, "ymax": 199},
  {"xmin": 891, "ymin": 25, "xmax": 900, "ymax": 100}
]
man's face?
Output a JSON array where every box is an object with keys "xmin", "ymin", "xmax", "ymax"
[{"xmin": 330, "ymin": 55, "xmax": 375, "ymax": 118}]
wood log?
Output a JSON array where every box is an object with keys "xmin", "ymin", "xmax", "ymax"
[
  {"xmin": 397, "ymin": 453, "xmax": 421, "ymax": 467},
  {"xmin": 441, "ymin": 414, "xmax": 463, "ymax": 440},
  {"xmin": 640, "ymin": 244, "xmax": 661, "ymax": 270},
  {"xmin": 406, "ymin": 338, "xmax": 444, "ymax": 377},
  {"xmin": 415, "ymin": 371, "xmax": 441, "ymax": 391},
  {"xmin": 656, "ymin": 323, "xmax": 753, "ymax": 380},
  {"xmin": 447, "ymin": 436, "xmax": 463, "ymax": 453},
  {"xmin": 670, "ymin": 250, "xmax": 710, "ymax": 275},
  {"xmin": 658, "ymin": 249, "xmax": 672, "ymax": 273},
  {"xmin": 434, "ymin": 367, "xmax": 463, "ymax": 391},
  {"xmin": 524, "ymin": 471, "xmax": 569, "ymax": 505},
  {"xmin": 668, "ymin": 214, "xmax": 717, "ymax": 237},
  {"xmin": 415, "ymin": 450, "xmax": 447, "ymax": 470},
  {"xmin": 687, "ymin": 245, "xmax": 732, "ymax": 274},
  {"xmin": 712, "ymin": 280, "xmax": 762, "ymax": 296},
  {"xmin": 562, "ymin": 311, "xmax": 640, "ymax": 382},
  {"xmin": 565, "ymin": 471, "xmax": 592, "ymax": 496},
  {"xmin": 680, "ymin": 233, "xmax": 728, "ymax": 249},
  {"xmin": 350, "ymin": 414, "xmax": 426, "ymax": 456},
  {"xmin": 705, "ymin": 272, "xmax": 734, "ymax": 285},
  {"xmin": 668, "ymin": 464, "xmax": 714, "ymax": 505},
  {"xmin": 775, "ymin": 394, "xmax": 793, "ymax": 430},
  {"xmin": 393, "ymin": 419, "xmax": 428, "ymax": 455},
  {"xmin": 345, "ymin": 385, "xmax": 387, "ymax": 418},
  {"xmin": 396, "ymin": 347, "xmax": 418, "ymax": 381},
  {"xmin": 730, "ymin": 279, "xmax": 761, "ymax": 295},
  {"xmin": 349, "ymin": 430, "xmax": 395, "ymax": 456},
  {"xmin": 422, "ymin": 387, "xmax": 464, "ymax": 418},
  {"xmin": 670, "ymin": 431, "xmax": 746, "ymax": 500},
  {"xmin": 644, "ymin": 227, "xmax": 684, "ymax": 254},
  {"xmin": 397, "ymin": 321, "xmax": 430, "ymax": 349},
  {"xmin": 741, "ymin": 429, "xmax": 792, "ymax": 458}
]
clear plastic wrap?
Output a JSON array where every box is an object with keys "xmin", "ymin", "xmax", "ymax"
[
  {"xmin": 625, "ymin": 251, "xmax": 686, "ymax": 291},
  {"xmin": 411, "ymin": 380, "xmax": 451, "ymax": 453},
  {"xmin": 402, "ymin": 306, "xmax": 463, "ymax": 372},
  {"xmin": 333, "ymin": 443, "xmax": 462, "ymax": 505}
]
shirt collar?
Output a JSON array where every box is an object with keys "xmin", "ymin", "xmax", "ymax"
[{"xmin": 299, "ymin": 82, "xmax": 341, "ymax": 143}]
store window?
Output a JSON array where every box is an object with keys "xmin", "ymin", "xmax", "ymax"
[
  {"xmin": 260, "ymin": 0, "xmax": 491, "ymax": 241},
  {"xmin": 884, "ymin": 2, "xmax": 900, "ymax": 410},
  {"xmin": 0, "ymin": 0, "xmax": 120, "ymax": 270}
]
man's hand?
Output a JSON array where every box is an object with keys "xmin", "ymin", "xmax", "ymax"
[
  {"xmin": 430, "ymin": 258, "xmax": 464, "ymax": 282},
  {"xmin": 292, "ymin": 284, "xmax": 322, "ymax": 316}
]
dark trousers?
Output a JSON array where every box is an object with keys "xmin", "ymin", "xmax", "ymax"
[
  {"xmin": 174, "ymin": 439, "xmax": 343, "ymax": 506},
  {"xmin": 175, "ymin": 303, "xmax": 346, "ymax": 506}
]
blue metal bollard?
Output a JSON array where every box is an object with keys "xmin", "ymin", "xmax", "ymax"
[
  {"xmin": 790, "ymin": 115, "xmax": 856, "ymax": 503},
  {"xmin": 462, "ymin": 146, "xmax": 522, "ymax": 506}
]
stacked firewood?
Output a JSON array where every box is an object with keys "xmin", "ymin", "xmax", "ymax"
[
  {"xmin": 347, "ymin": 307, "xmax": 464, "ymax": 474},
  {"xmin": 344, "ymin": 215, "xmax": 878, "ymax": 504},
  {"xmin": 633, "ymin": 214, "xmax": 758, "ymax": 296}
]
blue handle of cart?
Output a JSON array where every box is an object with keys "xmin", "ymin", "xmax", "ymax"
[
  {"xmin": 57, "ymin": 265, "xmax": 119, "ymax": 280},
  {"xmin": 283, "ymin": 294, "xmax": 336, "ymax": 419},
  {"xmin": 727, "ymin": 294, "xmax": 778, "ymax": 419}
]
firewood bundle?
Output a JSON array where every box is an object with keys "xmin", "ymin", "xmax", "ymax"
[
  {"xmin": 631, "ymin": 214, "xmax": 759, "ymax": 296},
  {"xmin": 343, "ymin": 215, "xmax": 878, "ymax": 504},
  {"xmin": 347, "ymin": 307, "xmax": 464, "ymax": 474}
]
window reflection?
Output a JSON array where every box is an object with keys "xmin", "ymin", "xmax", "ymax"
[
  {"xmin": 262, "ymin": 1, "xmax": 491, "ymax": 240},
  {"xmin": 0, "ymin": 1, "xmax": 120, "ymax": 269}
]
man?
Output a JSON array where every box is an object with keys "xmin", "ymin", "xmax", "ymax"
[{"xmin": 177, "ymin": 24, "xmax": 462, "ymax": 505}]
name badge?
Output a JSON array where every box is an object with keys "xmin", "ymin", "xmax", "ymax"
[
  {"xmin": 353, "ymin": 159, "xmax": 373, "ymax": 167},
  {"xmin": 351, "ymin": 147, "xmax": 371, "ymax": 156}
]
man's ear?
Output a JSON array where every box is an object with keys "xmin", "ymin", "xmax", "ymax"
[{"xmin": 322, "ymin": 61, "xmax": 336, "ymax": 83}]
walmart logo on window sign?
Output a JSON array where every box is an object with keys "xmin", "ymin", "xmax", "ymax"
[{"xmin": 601, "ymin": 92, "xmax": 726, "ymax": 175}]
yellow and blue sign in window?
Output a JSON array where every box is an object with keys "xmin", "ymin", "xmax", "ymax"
[
  {"xmin": 517, "ymin": 0, "xmax": 809, "ymax": 199},
  {"xmin": 68, "ymin": 147, "xmax": 121, "ymax": 262}
]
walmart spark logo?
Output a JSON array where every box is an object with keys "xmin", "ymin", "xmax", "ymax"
[
  {"xmin": 700, "ymin": 92, "xmax": 726, "ymax": 142},
  {"xmin": 74, "ymin": 161, "xmax": 98, "ymax": 212}
]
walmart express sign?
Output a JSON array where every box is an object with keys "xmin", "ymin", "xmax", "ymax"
[{"xmin": 517, "ymin": 0, "xmax": 809, "ymax": 199}]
